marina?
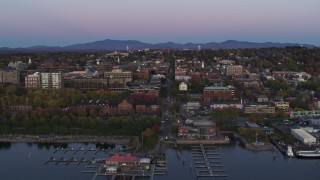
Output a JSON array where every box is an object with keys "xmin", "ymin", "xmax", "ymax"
[
  {"xmin": 44, "ymin": 157, "xmax": 98, "ymax": 165},
  {"xmin": 53, "ymin": 147, "xmax": 112, "ymax": 154},
  {"xmin": 2, "ymin": 142, "xmax": 320, "ymax": 180},
  {"xmin": 80, "ymin": 152, "xmax": 168, "ymax": 180},
  {"xmin": 191, "ymin": 144, "xmax": 227, "ymax": 178},
  {"xmin": 43, "ymin": 145, "xmax": 168, "ymax": 180}
]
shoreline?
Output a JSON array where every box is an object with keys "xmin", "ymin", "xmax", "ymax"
[
  {"xmin": 0, "ymin": 134, "xmax": 131, "ymax": 145},
  {"xmin": 237, "ymin": 135, "xmax": 273, "ymax": 151}
]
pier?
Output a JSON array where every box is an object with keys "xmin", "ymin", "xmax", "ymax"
[
  {"xmin": 45, "ymin": 145, "xmax": 167, "ymax": 179},
  {"xmin": 80, "ymin": 152, "xmax": 168, "ymax": 180},
  {"xmin": 191, "ymin": 144, "xmax": 228, "ymax": 178},
  {"xmin": 44, "ymin": 156, "xmax": 96, "ymax": 165},
  {"xmin": 53, "ymin": 146, "xmax": 112, "ymax": 154}
]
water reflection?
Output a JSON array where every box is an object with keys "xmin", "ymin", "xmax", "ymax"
[
  {"xmin": 1, "ymin": 142, "xmax": 320, "ymax": 180},
  {"xmin": 0, "ymin": 142, "xmax": 11, "ymax": 150}
]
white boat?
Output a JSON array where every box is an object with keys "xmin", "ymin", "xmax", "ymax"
[
  {"xmin": 286, "ymin": 146, "xmax": 294, "ymax": 157},
  {"xmin": 295, "ymin": 148, "xmax": 320, "ymax": 158}
]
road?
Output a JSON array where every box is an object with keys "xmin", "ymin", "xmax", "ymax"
[{"xmin": 160, "ymin": 55, "xmax": 175, "ymax": 139}]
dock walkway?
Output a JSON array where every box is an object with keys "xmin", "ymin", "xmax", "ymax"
[{"xmin": 191, "ymin": 144, "xmax": 228, "ymax": 178}]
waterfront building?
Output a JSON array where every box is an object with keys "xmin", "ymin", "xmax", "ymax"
[
  {"xmin": 291, "ymin": 128, "xmax": 316, "ymax": 144},
  {"xmin": 106, "ymin": 153, "xmax": 139, "ymax": 165},
  {"xmin": 178, "ymin": 116, "xmax": 217, "ymax": 139},
  {"xmin": 105, "ymin": 153, "xmax": 150, "ymax": 171}
]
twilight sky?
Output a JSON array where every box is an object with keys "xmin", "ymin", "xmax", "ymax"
[{"xmin": 1, "ymin": 0, "xmax": 319, "ymax": 47}]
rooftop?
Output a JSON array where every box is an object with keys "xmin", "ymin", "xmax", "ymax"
[
  {"xmin": 204, "ymin": 86, "xmax": 231, "ymax": 90},
  {"xmin": 0, "ymin": 66, "xmax": 16, "ymax": 71},
  {"xmin": 106, "ymin": 153, "xmax": 139, "ymax": 163}
]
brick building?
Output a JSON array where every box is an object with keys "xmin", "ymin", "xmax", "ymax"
[
  {"xmin": 203, "ymin": 86, "xmax": 235, "ymax": 102},
  {"xmin": 226, "ymin": 65, "xmax": 243, "ymax": 76},
  {"xmin": 0, "ymin": 66, "xmax": 19, "ymax": 85},
  {"xmin": 25, "ymin": 72, "xmax": 41, "ymax": 88},
  {"xmin": 104, "ymin": 69, "xmax": 132, "ymax": 88},
  {"xmin": 70, "ymin": 78, "xmax": 108, "ymax": 91},
  {"xmin": 129, "ymin": 85, "xmax": 160, "ymax": 97}
]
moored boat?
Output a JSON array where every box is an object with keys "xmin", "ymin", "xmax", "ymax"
[
  {"xmin": 286, "ymin": 146, "xmax": 294, "ymax": 157},
  {"xmin": 295, "ymin": 148, "xmax": 320, "ymax": 158}
]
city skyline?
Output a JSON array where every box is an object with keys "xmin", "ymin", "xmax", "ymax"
[{"xmin": 1, "ymin": 0, "xmax": 319, "ymax": 47}]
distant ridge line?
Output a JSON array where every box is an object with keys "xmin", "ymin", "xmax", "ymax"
[{"xmin": 0, "ymin": 39, "xmax": 316, "ymax": 52}]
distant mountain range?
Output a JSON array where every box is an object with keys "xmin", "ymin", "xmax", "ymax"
[{"xmin": 0, "ymin": 39, "xmax": 317, "ymax": 52}]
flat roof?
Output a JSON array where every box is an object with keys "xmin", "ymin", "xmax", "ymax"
[
  {"xmin": 291, "ymin": 128, "xmax": 316, "ymax": 139},
  {"xmin": 204, "ymin": 86, "xmax": 229, "ymax": 90}
]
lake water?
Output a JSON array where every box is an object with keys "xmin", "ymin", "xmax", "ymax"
[{"xmin": 1, "ymin": 141, "xmax": 320, "ymax": 180}]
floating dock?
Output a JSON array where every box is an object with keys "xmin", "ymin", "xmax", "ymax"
[
  {"xmin": 191, "ymin": 144, "xmax": 228, "ymax": 178},
  {"xmin": 44, "ymin": 156, "xmax": 96, "ymax": 165},
  {"xmin": 53, "ymin": 147, "xmax": 112, "ymax": 154}
]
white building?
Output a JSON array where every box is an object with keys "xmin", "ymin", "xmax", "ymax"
[
  {"xmin": 41, "ymin": 72, "xmax": 63, "ymax": 89},
  {"xmin": 210, "ymin": 102, "xmax": 243, "ymax": 110},
  {"xmin": 175, "ymin": 75, "xmax": 191, "ymax": 82},
  {"xmin": 291, "ymin": 128, "xmax": 317, "ymax": 144},
  {"xmin": 185, "ymin": 101, "xmax": 200, "ymax": 111},
  {"xmin": 179, "ymin": 82, "xmax": 188, "ymax": 91}
]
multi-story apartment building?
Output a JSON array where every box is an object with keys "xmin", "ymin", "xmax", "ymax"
[
  {"xmin": 244, "ymin": 104, "xmax": 275, "ymax": 114},
  {"xmin": 129, "ymin": 85, "xmax": 160, "ymax": 97},
  {"xmin": 0, "ymin": 66, "xmax": 19, "ymax": 85},
  {"xmin": 41, "ymin": 72, "xmax": 63, "ymax": 89},
  {"xmin": 226, "ymin": 65, "xmax": 243, "ymax": 76},
  {"xmin": 274, "ymin": 101, "xmax": 290, "ymax": 110},
  {"xmin": 104, "ymin": 69, "xmax": 132, "ymax": 88},
  {"xmin": 70, "ymin": 78, "xmax": 108, "ymax": 91},
  {"xmin": 25, "ymin": 72, "xmax": 41, "ymax": 88},
  {"xmin": 203, "ymin": 86, "xmax": 235, "ymax": 102}
]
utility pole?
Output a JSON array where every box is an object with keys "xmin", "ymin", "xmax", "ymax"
[{"xmin": 142, "ymin": 132, "xmax": 144, "ymax": 150}]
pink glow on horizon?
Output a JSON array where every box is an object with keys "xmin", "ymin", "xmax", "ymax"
[{"xmin": 0, "ymin": 0, "xmax": 319, "ymax": 47}]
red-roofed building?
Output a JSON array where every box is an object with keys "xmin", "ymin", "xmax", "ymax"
[{"xmin": 106, "ymin": 153, "xmax": 139, "ymax": 165}]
